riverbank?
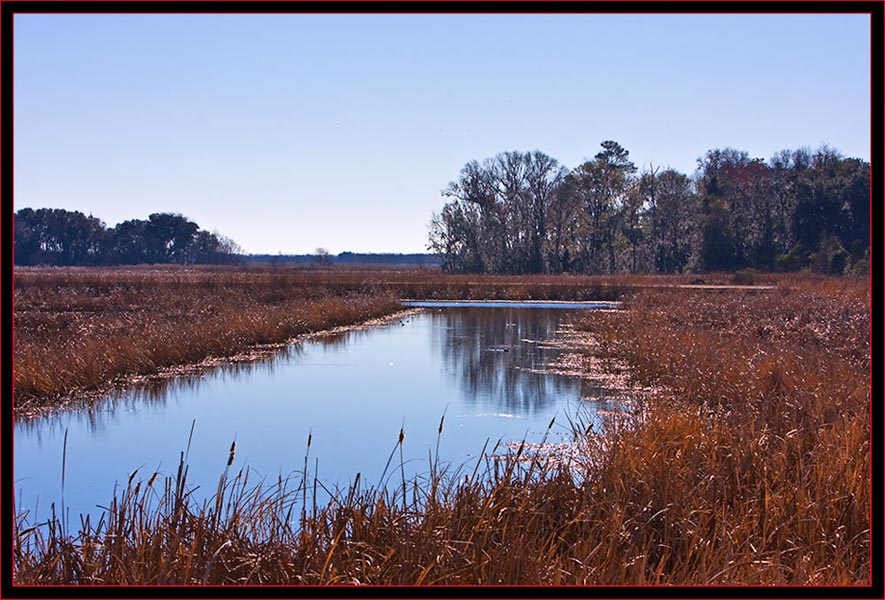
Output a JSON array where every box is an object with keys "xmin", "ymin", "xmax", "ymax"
[
  {"xmin": 13, "ymin": 267, "xmax": 404, "ymax": 415},
  {"xmin": 11, "ymin": 271, "xmax": 869, "ymax": 584},
  {"xmin": 12, "ymin": 265, "xmax": 782, "ymax": 414},
  {"xmin": 566, "ymin": 276, "xmax": 870, "ymax": 583},
  {"xmin": 9, "ymin": 266, "xmax": 656, "ymax": 413}
]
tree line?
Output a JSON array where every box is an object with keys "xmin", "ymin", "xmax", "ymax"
[
  {"xmin": 428, "ymin": 142, "xmax": 869, "ymax": 275},
  {"xmin": 242, "ymin": 252, "xmax": 442, "ymax": 267},
  {"xmin": 13, "ymin": 209, "xmax": 242, "ymax": 266}
]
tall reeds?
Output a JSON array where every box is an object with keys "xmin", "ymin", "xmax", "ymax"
[
  {"xmin": 13, "ymin": 265, "xmax": 713, "ymax": 411},
  {"xmin": 12, "ymin": 270, "xmax": 869, "ymax": 584},
  {"xmin": 570, "ymin": 277, "xmax": 870, "ymax": 583},
  {"xmin": 13, "ymin": 266, "xmax": 403, "ymax": 411}
]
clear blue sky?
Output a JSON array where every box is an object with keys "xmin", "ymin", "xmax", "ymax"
[{"xmin": 14, "ymin": 13, "xmax": 871, "ymax": 255}]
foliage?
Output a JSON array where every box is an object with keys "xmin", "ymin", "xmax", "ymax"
[
  {"xmin": 14, "ymin": 208, "xmax": 105, "ymax": 266},
  {"xmin": 313, "ymin": 247, "xmax": 333, "ymax": 266},
  {"xmin": 430, "ymin": 143, "xmax": 869, "ymax": 275},
  {"xmin": 428, "ymin": 150, "xmax": 567, "ymax": 275},
  {"xmin": 732, "ymin": 268, "xmax": 759, "ymax": 285},
  {"xmin": 13, "ymin": 209, "xmax": 241, "ymax": 266}
]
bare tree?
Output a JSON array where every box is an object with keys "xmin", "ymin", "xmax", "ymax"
[{"xmin": 314, "ymin": 247, "xmax": 333, "ymax": 267}]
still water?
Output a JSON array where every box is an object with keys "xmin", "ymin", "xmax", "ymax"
[{"xmin": 15, "ymin": 306, "xmax": 618, "ymax": 520}]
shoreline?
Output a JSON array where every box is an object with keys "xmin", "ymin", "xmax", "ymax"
[{"xmin": 14, "ymin": 306, "xmax": 418, "ymax": 420}]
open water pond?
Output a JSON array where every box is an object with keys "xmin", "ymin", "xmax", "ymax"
[{"xmin": 15, "ymin": 305, "xmax": 622, "ymax": 521}]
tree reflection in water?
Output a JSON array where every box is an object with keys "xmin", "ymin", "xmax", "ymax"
[
  {"xmin": 17, "ymin": 311, "xmax": 607, "ymax": 443},
  {"xmin": 430, "ymin": 308, "xmax": 583, "ymax": 416}
]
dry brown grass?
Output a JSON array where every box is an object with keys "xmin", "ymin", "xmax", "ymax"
[
  {"xmin": 13, "ymin": 266, "xmax": 402, "ymax": 411},
  {"xmin": 12, "ymin": 270, "xmax": 870, "ymax": 585},
  {"xmin": 13, "ymin": 265, "xmax": 724, "ymax": 410},
  {"xmin": 572, "ymin": 276, "xmax": 870, "ymax": 583}
]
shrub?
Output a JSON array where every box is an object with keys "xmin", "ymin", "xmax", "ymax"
[
  {"xmin": 848, "ymin": 258, "xmax": 869, "ymax": 277},
  {"xmin": 775, "ymin": 245, "xmax": 804, "ymax": 272},
  {"xmin": 830, "ymin": 247, "xmax": 849, "ymax": 275},
  {"xmin": 732, "ymin": 268, "xmax": 759, "ymax": 285}
]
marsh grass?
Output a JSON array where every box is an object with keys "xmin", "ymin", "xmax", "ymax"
[
  {"xmin": 13, "ymin": 266, "xmax": 718, "ymax": 411},
  {"xmin": 12, "ymin": 270, "xmax": 870, "ymax": 584},
  {"xmin": 13, "ymin": 266, "xmax": 404, "ymax": 411},
  {"xmin": 571, "ymin": 277, "xmax": 870, "ymax": 584}
]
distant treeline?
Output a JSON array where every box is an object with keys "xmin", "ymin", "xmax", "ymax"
[
  {"xmin": 429, "ymin": 142, "xmax": 870, "ymax": 275},
  {"xmin": 242, "ymin": 252, "xmax": 442, "ymax": 266},
  {"xmin": 13, "ymin": 209, "xmax": 242, "ymax": 266}
]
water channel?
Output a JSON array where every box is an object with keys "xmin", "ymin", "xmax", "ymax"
[{"xmin": 14, "ymin": 303, "xmax": 621, "ymax": 521}]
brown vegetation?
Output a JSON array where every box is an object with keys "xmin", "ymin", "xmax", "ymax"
[
  {"xmin": 568, "ymin": 276, "xmax": 870, "ymax": 584},
  {"xmin": 12, "ymin": 271, "xmax": 869, "ymax": 585},
  {"xmin": 13, "ymin": 265, "xmax": 739, "ymax": 411},
  {"xmin": 13, "ymin": 266, "xmax": 402, "ymax": 412}
]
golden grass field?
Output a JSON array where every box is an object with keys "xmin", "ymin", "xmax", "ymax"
[
  {"xmin": 11, "ymin": 265, "xmax": 773, "ymax": 409},
  {"xmin": 12, "ymin": 267, "xmax": 870, "ymax": 585}
]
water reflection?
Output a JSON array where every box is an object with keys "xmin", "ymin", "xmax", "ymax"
[
  {"xmin": 15, "ymin": 307, "xmax": 619, "ymax": 522},
  {"xmin": 19, "ymin": 311, "xmax": 587, "ymax": 435},
  {"xmin": 432, "ymin": 308, "xmax": 580, "ymax": 415},
  {"xmin": 15, "ymin": 329, "xmax": 383, "ymax": 435}
]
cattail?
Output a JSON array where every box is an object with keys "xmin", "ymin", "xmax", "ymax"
[{"xmin": 227, "ymin": 441, "xmax": 236, "ymax": 467}]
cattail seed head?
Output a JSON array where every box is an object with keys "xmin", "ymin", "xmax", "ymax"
[{"xmin": 227, "ymin": 441, "xmax": 237, "ymax": 466}]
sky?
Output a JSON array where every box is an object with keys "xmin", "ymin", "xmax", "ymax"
[{"xmin": 13, "ymin": 13, "xmax": 871, "ymax": 255}]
